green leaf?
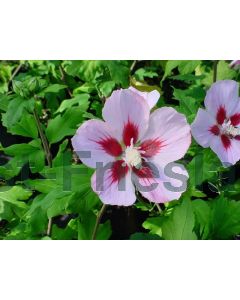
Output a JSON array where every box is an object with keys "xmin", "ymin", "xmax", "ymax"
[
  {"xmin": 105, "ymin": 61, "xmax": 130, "ymax": 87},
  {"xmin": 27, "ymin": 188, "xmax": 70, "ymax": 216},
  {"xmin": 173, "ymin": 87, "xmax": 204, "ymax": 122},
  {"xmin": 95, "ymin": 220, "xmax": 112, "ymax": 240},
  {"xmin": 27, "ymin": 203, "xmax": 48, "ymax": 235},
  {"xmin": 2, "ymin": 96, "xmax": 34, "ymax": 127},
  {"xmin": 135, "ymin": 200, "xmax": 154, "ymax": 212},
  {"xmin": 46, "ymin": 107, "xmax": 84, "ymax": 144},
  {"xmin": 98, "ymin": 81, "xmax": 115, "ymax": 97},
  {"xmin": 29, "ymin": 148, "xmax": 45, "ymax": 173},
  {"xmin": 0, "ymin": 63, "xmax": 12, "ymax": 93},
  {"xmin": 39, "ymin": 84, "xmax": 66, "ymax": 95},
  {"xmin": 73, "ymin": 83, "xmax": 95, "ymax": 94},
  {"xmin": 209, "ymin": 196, "xmax": 240, "ymax": 239},
  {"xmin": 4, "ymin": 223, "xmax": 30, "ymax": 240},
  {"xmin": 161, "ymin": 198, "xmax": 197, "ymax": 240},
  {"xmin": 0, "ymin": 185, "xmax": 32, "ymax": 203},
  {"xmin": 217, "ymin": 60, "xmax": 237, "ymax": 80},
  {"xmin": 162, "ymin": 60, "xmax": 201, "ymax": 81},
  {"xmin": 64, "ymin": 61, "xmax": 101, "ymax": 82},
  {"xmin": 178, "ymin": 61, "xmax": 201, "ymax": 75},
  {"xmin": 134, "ymin": 68, "xmax": 158, "ymax": 81},
  {"xmin": 201, "ymin": 61, "xmax": 237, "ymax": 87},
  {"xmin": 56, "ymin": 93, "xmax": 89, "ymax": 113},
  {"xmin": 0, "ymin": 156, "xmax": 25, "ymax": 179},
  {"xmin": 0, "ymin": 186, "xmax": 32, "ymax": 221},
  {"xmin": 77, "ymin": 212, "xmax": 111, "ymax": 240},
  {"xmin": 24, "ymin": 179, "xmax": 57, "ymax": 193},
  {"xmin": 170, "ymin": 74, "xmax": 204, "ymax": 82},
  {"xmin": 192, "ymin": 199, "xmax": 211, "ymax": 239},
  {"xmin": 0, "ymin": 94, "xmax": 11, "ymax": 111},
  {"xmin": 187, "ymin": 148, "xmax": 221, "ymax": 187},
  {"xmin": 41, "ymin": 164, "xmax": 94, "ymax": 193},
  {"xmin": 10, "ymin": 112, "xmax": 38, "ymax": 138},
  {"xmin": 1, "ymin": 140, "xmax": 45, "ymax": 175},
  {"xmin": 143, "ymin": 216, "xmax": 164, "ymax": 236},
  {"xmin": 51, "ymin": 219, "xmax": 78, "ymax": 240},
  {"xmin": 3, "ymin": 143, "xmax": 39, "ymax": 156},
  {"xmin": 27, "ymin": 164, "xmax": 97, "ymax": 219},
  {"xmin": 52, "ymin": 140, "xmax": 70, "ymax": 167},
  {"xmin": 12, "ymin": 80, "xmax": 26, "ymax": 97},
  {"xmin": 162, "ymin": 60, "xmax": 182, "ymax": 81},
  {"xmin": 47, "ymin": 193, "xmax": 74, "ymax": 218}
]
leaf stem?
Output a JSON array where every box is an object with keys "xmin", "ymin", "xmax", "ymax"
[
  {"xmin": 92, "ymin": 204, "xmax": 107, "ymax": 240},
  {"xmin": 33, "ymin": 106, "xmax": 53, "ymax": 236},
  {"xmin": 46, "ymin": 218, "xmax": 53, "ymax": 236},
  {"xmin": 130, "ymin": 60, "xmax": 137, "ymax": 74},
  {"xmin": 59, "ymin": 65, "xmax": 72, "ymax": 98},
  {"xmin": 156, "ymin": 203, "xmax": 162, "ymax": 213},
  {"xmin": 213, "ymin": 60, "xmax": 218, "ymax": 83},
  {"xmin": 8, "ymin": 62, "xmax": 23, "ymax": 89},
  {"xmin": 33, "ymin": 108, "xmax": 52, "ymax": 168}
]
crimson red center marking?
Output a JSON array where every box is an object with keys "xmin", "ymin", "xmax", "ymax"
[
  {"xmin": 209, "ymin": 125, "xmax": 220, "ymax": 136},
  {"xmin": 123, "ymin": 120, "xmax": 138, "ymax": 146},
  {"xmin": 133, "ymin": 162, "xmax": 154, "ymax": 179},
  {"xmin": 111, "ymin": 160, "xmax": 129, "ymax": 183},
  {"xmin": 140, "ymin": 138, "xmax": 163, "ymax": 157},
  {"xmin": 230, "ymin": 113, "xmax": 240, "ymax": 126},
  {"xmin": 97, "ymin": 137, "xmax": 122, "ymax": 157},
  {"xmin": 221, "ymin": 135, "xmax": 231, "ymax": 150},
  {"xmin": 216, "ymin": 106, "xmax": 226, "ymax": 125}
]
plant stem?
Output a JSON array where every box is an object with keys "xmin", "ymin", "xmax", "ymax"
[
  {"xmin": 213, "ymin": 60, "xmax": 218, "ymax": 83},
  {"xmin": 46, "ymin": 218, "xmax": 53, "ymax": 236},
  {"xmin": 33, "ymin": 108, "xmax": 52, "ymax": 168},
  {"xmin": 92, "ymin": 204, "xmax": 107, "ymax": 240},
  {"xmin": 8, "ymin": 62, "xmax": 23, "ymax": 88},
  {"xmin": 33, "ymin": 107, "xmax": 53, "ymax": 236},
  {"xmin": 59, "ymin": 65, "xmax": 72, "ymax": 98},
  {"xmin": 130, "ymin": 60, "xmax": 137, "ymax": 74},
  {"xmin": 156, "ymin": 203, "xmax": 162, "ymax": 213}
]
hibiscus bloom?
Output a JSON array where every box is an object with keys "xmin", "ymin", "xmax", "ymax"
[
  {"xmin": 72, "ymin": 87, "xmax": 191, "ymax": 206},
  {"xmin": 191, "ymin": 80, "xmax": 240, "ymax": 166},
  {"xmin": 229, "ymin": 60, "xmax": 240, "ymax": 70}
]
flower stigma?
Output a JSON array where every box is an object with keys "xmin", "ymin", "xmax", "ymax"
[
  {"xmin": 222, "ymin": 120, "xmax": 240, "ymax": 137},
  {"xmin": 122, "ymin": 138, "xmax": 143, "ymax": 169}
]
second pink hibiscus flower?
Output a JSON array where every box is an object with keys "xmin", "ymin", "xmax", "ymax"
[{"xmin": 191, "ymin": 80, "xmax": 240, "ymax": 166}]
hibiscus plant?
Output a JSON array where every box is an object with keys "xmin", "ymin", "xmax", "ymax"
[{"xmin": 0, "ymin": 60, "xmax": 240, "ymax": 240}]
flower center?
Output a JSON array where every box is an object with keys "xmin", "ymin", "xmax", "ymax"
[
  {"xmin": 122, "ymin": 138, "xmax": 143, "ymax": 168},
  {"xmin": 221, "ymin": 120, "xmax": 240, "ymax": 137}
]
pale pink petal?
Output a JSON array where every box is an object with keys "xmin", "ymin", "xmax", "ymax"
[
  {"xmin": 129, "ymin": 87, "xmax": 160, "ymax": 109},
  {"xmin": 204, "ymin": 80, "xmax": 239, "ymax": 119},
  {"xmin": 91, "ymin": 161, "xmax": 136, "ymax": 206},
  {"xmin": 71, "ymin": 120, "xmax": 122, "ymax": 168},
  {"xmin": 140, "ymin": 107, "xmax": 191, "ymax": 165},
  {"xmin": 102, "ymin": 89, "xmax": 150, "ymax": 145},
  {"xmin": 191, "ymin": 108, "xmax": 218, "ymax": 147},
  {"xmin": 133, "ymin": 162, "xmax": 188, "ymax": 203},
  {"xmin": 210, "ymin": 135, "xmax": 240, "ymax": 166}
]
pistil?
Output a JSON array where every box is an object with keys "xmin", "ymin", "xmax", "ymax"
[
  {"xmin": 222, "ymin": 120, "xmax": 240, "ymax": 137},
  {"xmin": 122, "ymin": 138, "xmax": 143, "ymax": 169}
]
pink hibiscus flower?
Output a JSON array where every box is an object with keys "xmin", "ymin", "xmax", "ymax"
[
  {"xmin": 72, "ymin": 87, "xmax": 191, "ymax": 206},
  {"xmin": 191, "ymin": 80, "xmax": 240, "ymax": 166}
]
